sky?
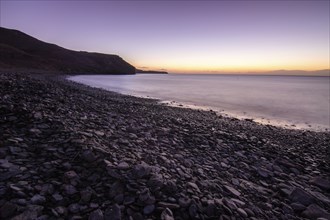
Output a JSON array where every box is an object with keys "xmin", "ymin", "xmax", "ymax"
[{"xmin": 0, "ymin": 0, "xmax": 329, "ymax": 74}]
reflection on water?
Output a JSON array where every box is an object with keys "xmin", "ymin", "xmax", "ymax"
[{"xmin": 69, "ymin": 74, "xmax": 330, "ymax": 131}]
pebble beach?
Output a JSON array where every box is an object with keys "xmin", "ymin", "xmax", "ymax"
[{"xmin": 0, "ymin": 72, "xmax": 329, "ymax": 219}]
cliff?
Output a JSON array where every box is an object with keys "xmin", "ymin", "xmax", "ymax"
[{"xmin": 0, "ymin": 27, "xmax": 136, "ymax": 74}]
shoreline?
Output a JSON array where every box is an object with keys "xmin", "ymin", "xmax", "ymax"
[
  {"xmin": 68, "ymin": 75, "xmax": 329, "ymax": 133},
  {"xmin": 0, "ymin": 72, "xmax": 329, "ymax": 219}
]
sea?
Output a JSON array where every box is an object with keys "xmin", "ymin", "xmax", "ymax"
[{"xmin": 69, "ymin": 74, "xmax": 330, "ymax": 131}]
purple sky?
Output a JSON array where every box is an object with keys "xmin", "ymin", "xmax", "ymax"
[{"xmin": 1, "ymin": 0, "xmax": 329, "ymax": 73}]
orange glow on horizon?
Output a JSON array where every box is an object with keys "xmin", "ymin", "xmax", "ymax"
[{"xmin": 135, "ymin": 63, "xmax": 329, "ymax": 75}]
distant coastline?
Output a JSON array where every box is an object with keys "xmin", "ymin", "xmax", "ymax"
[
  {"xmin": 136, "ymin": 69, "xmax": 168, "ymax": 74},
  {"xmin": 170, "ymin": 69, "xmax": 330, "ymax": 77}
]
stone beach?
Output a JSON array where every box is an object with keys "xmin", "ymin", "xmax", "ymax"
[{"xmin": 0, "ymin": 72, "xmax": 329, "ymax": 220}]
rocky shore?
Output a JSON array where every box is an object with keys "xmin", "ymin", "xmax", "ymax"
[{"xmin": 0, "ymin": 72, "xmax": 329, "ymax": 220}]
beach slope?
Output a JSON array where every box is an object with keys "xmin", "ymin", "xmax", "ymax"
[{"xmin": 0, "ymin": 72, "xmax": 329, "ymax": 219}]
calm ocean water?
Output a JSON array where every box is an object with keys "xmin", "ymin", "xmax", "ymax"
[{"xmin": 69, "ymin": 74, "xmax": 330, "ymax": 131}]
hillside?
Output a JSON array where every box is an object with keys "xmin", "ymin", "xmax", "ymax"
[{"xmin": 0, "ymin": 27, "xmax": 135, "ymax": 74}]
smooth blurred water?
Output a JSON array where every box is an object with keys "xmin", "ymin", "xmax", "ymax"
[{"xmin": 69, "ymin": 74, "xmax": 330, "ymax": 131}]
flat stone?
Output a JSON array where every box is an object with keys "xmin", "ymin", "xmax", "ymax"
[
  {"xmin": 53, "ymin": 206, "xmax": 67, "ymax": 216},
  {"xmin": 237, "ymin": 208, "xmax": 248, "ymax": 217},
  {"xmin": 290, "ymin": 202, "xmax": 306, "ymax": 212},
  {"xmin": 223, "ymin": 185, "xmax": 241, "ymax": 197},
  {"xmin": 105, "ymin": 204, "xmax": 121, "ymax": 220},
  {"xmin": 117, "ymin": 162, "xmax": 129, "ymax": 170},
  {"xmin": 31, "ymin": 194, "xmax": 46, "ymax": 205},
  {"xmin": 310, "ymin": 191, "xmax": 330, "ymax": 205},
  {"xmin": 161, "ymin": 208, "xmax": 174, "ymax": 220},
  {"xmin": 310, "ymin": 177, "xmax": 330, "ymax": 191},
  {"xmin": 257, "ymin": 167, "xmax": 270, "ymax": 178},
  {"xmin": 289, "ymin": 188, "xmax": 315, "ymax": 206},
  {"xmin": 114, "ymin": 194, "xmax": 124, "ymax": 204},
  {"xmin": 143, "ymin": 204, "xmax": 155, "ymax": 215},
  {"xmin": 52, "ymin": 193, "xmax": 64, "ymax": 203},
  {"xmin": 68, "ymin": 203, "xmax": 80, "ymax": 214},
  {"xmin": 231, "ymin": 198, "xmax": 246, "ymax": 207},
  {"xmin": 29, "ymin": 128, "xmax": 42, "ymax": 134},
  {"xmin": 302, "ymin": 204, "xmax": 330, "ymax": 219},
  {"xmin": 63, "ymin": 184, "xmax": 77, "ymax": 195},
  {"xmin": 82, "ymin": 150, "xmax": 96, "ymax": 162},
  {"xmin": 123, "ymin": 196, "xmax": 135, "ymax": 205},
  {"xmin": 64, "ymin": 170, "xmax": 79, "ymax": 180},
  {"xmin": 132, "ymin": 163, "xmax": 152, "ymax": 178},
  {"xmin": 89, "ymin": 209, "xmax": 104, "ymax": 220},
  {"xmin": 187, "ymin": 182, "xmax": 201, "ymax": 193},
  {"xmin": 158, "ymin": 202, "xmax": 180, "ymax": 209}
]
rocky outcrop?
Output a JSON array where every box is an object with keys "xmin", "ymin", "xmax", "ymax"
[{"xmin": 0, "ymin": 27, "xmax": 135, "ymax": 74}]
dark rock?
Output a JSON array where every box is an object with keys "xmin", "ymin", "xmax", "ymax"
[
  {"xmin": 189, "ymin": 203, "xmax": 198, "ymax": 218},
  {"xmin": 107, "ymin": 169, "xmax": 122, "ymax": 179},
  {"xmin": 282, "ymin": 203, "xmax": 294, "ymax": 215},
  {"xmin": 132, "ymin": 163, "xmax": 152, "ymax": 178},
  {"xmin": 302, "ymin": 204, "xmax": 330, "ymax": 219},
  {"xmin": 80, "ymin": 188, "xmax": 93, "ymax": 204},
  {"xmin": 138, "ymin": 188, "xmax": 151, "ymax": 202},
  {"xmin": 178, "ymin": 197, "xmax": 191, "ymax": 208},
  {"xmin": 64, "ymin": 170, "xmax": 79, "ymax": 180},
  {"xmin": 117, "ymin": 162, "xmax": 129, "ymax": 170},
  {"xmin": 187, "ymin": 182, "xmax": 201, "ymax": 193},
  {"xmin": 31, "ymin": 194, "xmax": 46, "ymax": 205},
  {"xmin": 105, "ymin": 204, "xmax": 121, "ymax": 220},
  {"xmin": 289, "ymin": 188, "xmax": 315, "ymax": 206},
  {"xmin": 147, "ymin": 174, "xmax": 163, "ymax": 189},
  {"xmin": 114, "ymin": 194, "xmax": 124, "ymax": 204},
  {"xmin": 53, "ymin": 206, "xmax": 67, "ymax": 217},
  {"xmin": 257, "ymin": 167, "xmax": 271, "ymax": 178},
  {"xmin": 52, "ymin": 193, "xmax": 64, "ymax": 203},
  {"xmin": 206, "ymin": 202, "xmax": 216, "ymax": 217},
  {"xmin": 290, "ymin": 202, "xmax": 306, "ymax": 212},
  {"xmin": 123, "ymin": 196, "xmax": 135, "ymax": 205},
  {"xmin": 68, "ymin": 203, "xmax": 80, "ymax": 214},
  {"xmin": 158, "ymin": 202, "xmax": 180, "ymax": 209},
  {"xmin": 11, "ymin": 205, "xmax": 43, "ymax": 220},
  {"xmin": 63, "ymin": 184, "xmax": 77, "ymax": 195},
  {"xmin": 89, "ymin": 209, "xmax": 104, "ymax": 220},
  {"xmin": 143, "ymin": 204, "xmax": 155, "ymax": 215},
  {"xmin": 223, "ymin": 185, "xmax": 241, "ymax": 197},
  {"xmin": 237, "ymin": 208, "xmax": 248, "ymax": 217},
  {"xmin": 131, "ymin": 212, "xmax": 144, "ymax": 220},
  {"xmin": 109, "ymin": 181, "xmax": 124, "ymax": 198},
  {"xmin": 310, "ymin": 177, "xmax": 330, "ymax": 191},
  {"xmin": 82, "ymin": 150, "xmax": 96, "ymax": 162},
  {"xmin": 161, "ymin": 208, "xmax": 174, "ymax": 220},
  {"xmin": 0, "ymin": 201, "xmax": 17, "ymax": 218},
  {"xmin": 16, "ymin": 198, "xmax": 27, "ymax": 206}
]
